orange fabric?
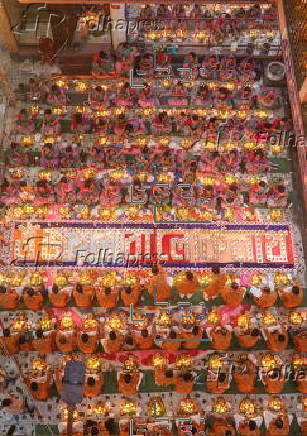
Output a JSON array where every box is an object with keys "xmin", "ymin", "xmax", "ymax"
[
  {"xmin": 203, "ymin": 274, "xmax": 227, "ymax": 298},
  {"xmin": 0, "ymin": 292, "xmax": 19, "ymax": 309},
  {"xmin": 154, "ymin": 368, "xmax": 173, "ymax": 386},
  {"xmin": 56, "ymin": 332, "xmax": 75, "ymax": 352},
  {"xmin": 177, "ymin": 278, "xmax": 199, "ymax": 295},
  {"xmin": 49, "ymin": 291, "xmax": 69, "ymax": 307},
  {"xmin": 174, "ymin": 376, "xmax": 194, "ymax": 394},
  {"xmin": 280, "ymin": 287, "xmax": 303, "ymax": 308},
  {"xmin": 148, "ymin": 273, "xmax": 171, "ymax": 301},
  {"xmin": 23, "ymin": 294, "xmax": 43, "ymax": 310},
  {"xmin": 254, "ymin": 292, "xmax": 277, "ymax": 307},
  {"xmin": 211, "ymin": 330, "xmax": 232, "ymax": 350},
  {"xmin": 120, "ymin": 286, "xmax": 141, "ymax": 306},
  {"xmin": 294, "ymin": 333, "xmax": 307, "ymax": 352},
  {"xmin": 206, "ymin": 420, "xmax": 235, "ymax": 436},
  {"xmin": 178, "ymin": 422, "xmax": 205, "ymax": 436},
  {"xmin": 104, "ymin": 335, "xmax": 123, "ymax": 353},
  {"xmin": 206, "ymin": 377, "xmax": 230, "ymax": 394},
  {"xmin": 238, "ymin": 333, "xmax": 259, "ymax": 348},
  {"xmin": 262, "ymin": 374, "xmax": 285, "ymax": 393},
  {"xmin": 73, "ymin": 290, "xmax": 93, "ymax": 307},
  {"xmin": 238, "ymin": 422, "xmax": 260, "ymax": 436},
  {"xmin": 33, "ymin": 336, "xmax": 53, "ymax": 354},
  {"xmin": 1, "ymin": 335, "xmax": 19, "ymax": 354},
  {"xmin": 234, "ymin": 371, "xmax": 256, "ymax": 393},
  {"xmin": 162, "ymin": 338, "xmax": 181, "ymax": 352},
  {"xmin": 301, "ymin": 421, "xmax": 307, "ymax": 436},
  {"xmin": 182, "ymin": 329, "xmax": 202, "ymax": 349},
  {"xmin": 267, "ymin": 416, "xmax": 289, "ymax": 436},
  {"xmin": 135, "ymin": 333, "xmax": 154, "ymax": 349},
  {"xmin": 77, "ymin": 334, "xmax": 98, "ymax": 353},
  {"xmin": 84, "ymin": 375, "xmax": 104, "ymax": 398},
  {"xmin": 220, "ymin": 286, "xmax": 245, "ymax": 307},
  {"xmin": 296, "ymin": 378, "xmax": 307, "ymax": 393},
  {"xmin": 266, "ymin": 331, "xmax": 288, "ymax": 352},
  {"xmin": 27, "ymin": 380, "xmax": 51, "ymax": 401},
  {"xmin": 118, "ymin": 371, "xmax": 139, "ymax": 395},
  {"xmin": 55, "ymin": 370, "xmax": 63, "ymax": 395},
  {"xmin": 96, "ymin": 290, "xmax": 118, "ymax": 308}
]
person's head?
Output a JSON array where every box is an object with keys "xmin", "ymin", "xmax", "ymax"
[
  {"xmin": 109, "ymin": 331, "xmax": 116, "ymax": 341},
  {"xmin": 212, "ymin": 266, "xmax": 220, "ymax": 274},
  {"xmin": 99, "ymin": 51, "xmax": 108, "ymax": 59},
  {"xmin": 262, "ymin": 287, "xmax": 270, "ymax": 294},
  {"xmin": 124, "ymin": 373, "xmax": 131, "ymax": 384},
  {"xmin": 292, "ymin": 286, "xmax": 299, "ymax": 295},
  {"xmin": 269, "ymin": 369, "xmax": 279, "ymax": 379},
  {"xmin": 2, "ymin": 398, "xmax": 12, "ymax": 408},
  {"xmin": 76, "ymin": 283, "xmax": 83, "ymax": 293},
  {"xmin": 31, "ymin": 382, "xmax": 39, "ymax": 392},
  {"xmin": 125, "ymin": 286, "xmax": 132, "ymax": 294},
  {"xmin": 0, "ymin": 286, "xmax": 6, "ymax": 294},
  {"xmin": 278, "ymin": 334, "xmax": 285, "ymax": 342},
  {"xmin": 52, "ymin": 284, "xmax": 59, "ymax": 294},
  {"xmin": 104, "ymin": 287, "xmax": 111, "ymax": 295},
  {"xmin": 141, "ymin": 329, "xmax": 149, "ymax": 338},
  {"xmin": 165, "ymin": 369, "xmax": 173, "ymax": 378},
  {"xmin": 218, "ymin": 373, "xmax": 226, "ymax": 383},
  {"xmin": 231, "ymin": 282, "xmax": 239, "ymax": 290},
  {"xmin": 3, "ymin": 328, "xmax": 10, "ymax": 337},
  {"xmin": 59, "ymin": 336, "xmax": 67, "ymax": 345},
  {"xmin": 220, "ymin": 328, "xmax": 227, "ymax": 336},
  {"xmin": 249, "ymin": 421, "xmax": 256, "ymax": 431},
  {"xmin": 169, "ymin": 330, "xmax": 177, "ymax": 339},
  {"xmin": 182, "ymin": 372, "xmax": 192, "ymax": 382},
  {"xmin": 19, "ymin": 335, "xmax": 26, "ymax": 345},
  {"xmin": 125, "ymin": 335, "xmax": 134, "ymax": 346},
  {"xmin": 36, "ymin": 330, "xmax": 44, "ymax": 339},
  {"xmin": 278, "ymin": 185, "xmax": 285, "ymax": 193},
  {"xmin": 186, "ymin": 271, "xmax": 193, "ymax": 281},
  {"xmin": 81, "ymin": 333, "xmax": 89, "ymax": 343},
  {"xmin": 152, "ymin": 265, "xmax": 159, "ymax": 275},
  {"xmin": 27, "ymin": 288, "xmax": 35, "ymax": 297},
  {"xmin": 275, "ymin": 419, "xmax": 284, "ymax": 429},
  {"xmin": 251, "ymin": 328, "xmax": 260, "ymax": 337},
  {"xmin": 87, "ymin": 377, "xmax": 95, "ymax": 386},
  {"xmin": 91, "ymin": 427, "xmax": 99, "ymax": 436},
  {"xmin": 225, "ymin": 431, "xmax": 232, "ymax": 436}
]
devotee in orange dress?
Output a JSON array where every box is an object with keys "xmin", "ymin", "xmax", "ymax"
[
  {"xmin": 77, "ymin": 332, "xmax": 98, "ymax": 354},
  {"xmin": 254, "ymin": 287, "xmax": 277, "ymax": 308},
  {"xmin": 55, "ymin": 368, "xmax": 64, "ymax": 395},
  {"xmin": 300, "ymin": 419, "xmax": 307, "ymax": 436},
  {"xmin": 118, "ymin": 371, "xmax": 140, "ymax": 395},
  {"xmin": 279, "ymin": 285, "xmax": 303, "ymax": 308},
  {"xmin": 234, "ymin": 360, "xmax": 257, "ymax": 393},
  {"xmin": 48, "ymin": 284, "xmax": 70, "ymax": 307},
  {"xmin": 294, "ymin": 331, "xmax": 307, "ymax": 352},
  {"xmin": 84, "ymin": 375, "xmax": 104, "ymax": 398},
  {"xmin": 120, "ymin": 285, "xmax": 141, "ymax": 306},
  {"xmin": 210, "ymin": 327, "xmax": 232, "ymax": 350},
  {"xmin": 206, "ymin": 418, "xmax": 236, "ymax": 436},
  {"xmin": 104, "ymin": 330, "xmax": 123, "ymax": 353},
  {"xmin": 161, "ymin": 329, "xmax": 181, "ymax": 352},
  {"xmin": 33, "ymin": 330, "xmax": 53, "ymax": 354},
  {"xmin": 135, "ymin": 328, "xmax": 154, "ymax": 349},
  {"xmin": 265, "ymin": 329, "xmax": 288, "ymax": 352},
  {"xmin": 262, "ymin": 369, "xmax": 285, "ymax": 393},
  {"xmin": 182, "ymin": 325, "xmax": 202, "ymax": 349},
  {"xmin": 237, "ymin": 329, "xmax": 260, "ymax": 348},
  {"xmin": 96, "ymin": 286, "xmax": 118, "ymax": 308},
  {"xmin": 267, "ymin": 415, "xmax": 289, "ymax": 436},
  {"xmin": 55, "ymin": 331, "xmax": 75, "ymax": 353},
  {"xmin": 174, "ymin": 372, "xmax": 194, "ymax": 394},
  {"xmin": 19, "ymin": 333, "xmax": 33, "ymax": 352},
  {"xmin": 238, "ymin": 420, "xmax": 261, "ymax": 436},
  {"xmin": 147, "ymin": 264, "xmax": 172, "ymax": 302},
  {"xmin": 206, "ymin": 372, "xmax": 230, "ymax": 394},
  {"xmin": 23, "ymin": 287, "xmax": 44, "ymax": 310},
  {"xmin": 176, "ymin": 271, "xmax": 199, "ymax": 297},
  {"xmin": 220, "ymin": 282, "xmax": 245, "ymax": 307},
  {"xmin": 1, "ymin": 329, "xmax": 19, "ymax": 354},
  {"xmin": 154, "ymin": 368, "xmax": 174, "ymax": 386},
  {"xmin": 203, "ymin": 267, "xmax": 227, "ymax": 299},
  {"xmin": 27, "ymin": 378, "xmax": 52, "ymax": 401},
  {"xmin": 73, "ymin": 283, "xmax": 94, "ymax": 307},
  {"xmin": 0, "ymin": 287, "xmax": 19, "ymax": 310}
]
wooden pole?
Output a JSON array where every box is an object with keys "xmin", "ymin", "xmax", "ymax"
[{"xmin": 67, "ymin": 404, "xmax": 74, "ymax": 436}]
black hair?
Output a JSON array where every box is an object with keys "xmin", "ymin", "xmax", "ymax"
[
  {"xmin": 105, "ymin": 287, "xmax": 111, "ymax": 295},
  {"xmin": 182, "ymin": 372, "xmax": 192, "ymax": 382},
  {"xmin": 52, "ymin": 284, "xmax": 59, "ymax": 294},
  {"xmin": 292, "ymin": 286, "xmax": 299, "ymax": 295},
  {"xmin": 141, "ymin": 329, "xmax": 149, "ymax": 338},
  {"xmin": 278, "ymin": 334, "xmax": 286, "ymax": 342},
  {"xmin": 76, "ymin": 283, "xmax": 83, "ymax": 293},
  {"xmin": 87, "ymin": 377, "xmax": 95, "ymax": 386},
  {"xmin": 81, "ymin": 333, "xmax": 89, "ymax": 343},
  {"xmin": 3, "ymin": 329, "xmax": 10, "ymax": 337},
  {"xmin": 109, "ymin": 331, "xmax": 116, "ymax": 340},
  {"xmin": 2, "ymin": 398, "xmax": 12, "ymax": 407},
  {"xmin": 124, "ymin": 373, "xmax": 131, "ymax": 384},
  {"xmin": 218, "ymin": 373, "xmax": 226, "ymax": 383},
  {"xmin": 36, "ymin": 330, "xmax": 44, "ymax": 339},
  {"xmin": 186, "ymin": 271, "xmax": 193, "ymax": 281},
  {"xmin": 249, "ymin": 421, "xmax": 256, "ymax": 431},
  {"xmin": 31, "ymin": 382, "xmax": 39, "ymax": 391}
]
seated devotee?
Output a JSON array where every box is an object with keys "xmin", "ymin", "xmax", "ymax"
[
  {"xmin": 234, "ymin": 356, "xmax": 257, "ymax": 393},
  {"xmin": 209, "ymin": 327, "xmax": 232, "ymax": 350},
  {"xmin": 19, "ymin": 333, "xmax": 33, "ymax": 353},
  {"xmin": 23, "ymin": 287, "xmax": 44, "ymax": 310},
  {"xmin": 120, "ymin": 285, "xmax": 141, "ymax": 306},
  {"xmin": 174, "ymin": 372, "xmax": 194, "ymax": 394},
  {"xmin": 278, "ymin": 284, "xmax": 303, "ymax": 308},
  {"xmin": 206, "ymin": 371, "xmax": 231, "ymax": 394},
  {"xmin": 263, "ymin": 328, "xmax": 289, "ymax": 352},
  {"xmin": 1, "ymin": 394, "xmax": 35, "ymax": 416},
  {"xmin": 26, "ymin": 376, "xmax": 52, "ymax": 401},
  {"xmin": 77, "ymin": 332, "xmax": 98, "ymax": 354},
  {"xmin": 134, "ymin": 328, "xmax": 154, "ymax": 350},
  {"xmin": 238, "ymin": 419, "xmax": 261, "ymax": 436},
  {"xmin": 206, "ymin": 417, "xmax": 236, "ymax": 436},
  {"xmin": 95, "ymin": 286, "xmax": 118, "ymax": 308},
  {"xmin": 181, "ymin": 325, "xmax": 203, "ymax": 350},
  {"xmin": 84, "ymin": 374, "xmax": 104, "ymax": 398},
  {"xmin": 73, "ymin": 283, "xmax": 94, "ymax": 307},
  {"xmin": 267, "ymin": 415, "xmax": 290, "ymax": 436},
  {"xmin": 55, "ymin": 330, "xmax": 75, "ymax": 353},
  {"xmin": 253, "ymin": 286, "xmax": 277, "ymax": 308},
  {"xmin": 33, "ymin": 329, "xmax": 53, "ymax": 354},
  {"xmin": 0, "ymin": 328, "xmax": 20, "ymax": 354},
  {"xmin": 154, "ymin": 368, "xmax": 174, "ymax": 387},
  {"xmin": 0, "ymin": 287, "xmax": 19, "ymax": 309},
  {"xmin": 122, "ymin": 333, "xmax": 136, "ymax": 351},
  {"xmin": 48, "ymin": 284, "xmax": 70, "ymax": 307},
  {"xmin": 118, "ymin": 371, "xmax": 140, "ymax": 395},
  {"xmin": 262, "ymin": 369, "xmax": 286, "ymax": 394},
  {"xmin": 236, "ymin": 328, "xmax": 261, "ymax": 349},
  {"xmin": 294, "ymin": 331, "xmax": 307, "ymax": 352},
  {"xmin": 147, "ymin": 264, "xmax": 172, "ymax": 302},
  {"xmin": 220, "ymin": 282, "xmax": 245, "ymax": 307},
  {"xmin": 104, "ymin": 330, "xmax": 123, "ymax": 353},
  {"xmin": 169, "ymin": 81, "xmax": 188, "ymax": 106},
  {"xmin": 161, "ymin": 329, "xmax": 181, "ymax": 352},
  {"xmin": 176, "ymin": 271, "xmax": 199, "ymax": 298}
]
